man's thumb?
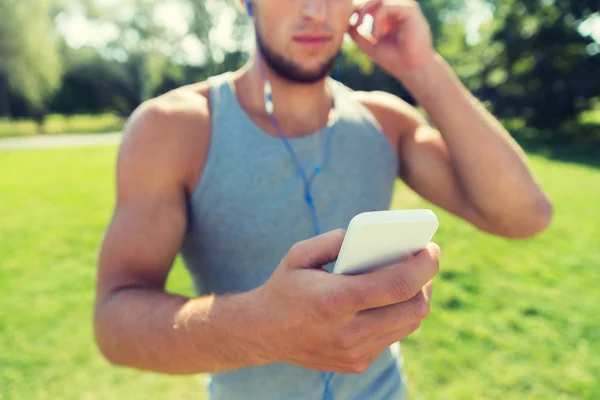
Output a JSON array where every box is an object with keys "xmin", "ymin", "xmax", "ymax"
[{"xmin": 282, "ymin": 229, "xmax": 346, "ymax": 270}]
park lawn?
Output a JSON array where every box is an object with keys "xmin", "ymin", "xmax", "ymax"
[
  {"xmin": 0, "ymin": 114, "xmax": 125, "ymax": 139},
  {"xmin": 0, "ymin": 145, "xmax": 599, "ymax": 399}
]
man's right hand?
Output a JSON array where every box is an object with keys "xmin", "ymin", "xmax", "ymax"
[{"xmin": 249, "ymin": 229, "xmax": 440, "ymax": 374}]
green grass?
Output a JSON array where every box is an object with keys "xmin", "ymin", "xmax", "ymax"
[
  {"xmin": 0, "ymin": 114, "xmax": 124, "ymax": 138},
  {"xmin": 1, "ymin": 146, "xmax": 599, "ymax": 399},
  {"xmin": 394, "ymin": 158, "xmax": 600, "ymax": 399}
]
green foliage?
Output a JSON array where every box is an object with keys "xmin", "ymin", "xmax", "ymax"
[
  {"xmin": 1, "ymin": 147, "xmax": 598, "ymax": 399},
  {"xmin": 1, "ymin": 0, "xmax": 599, "ymax": 145},
  {"xmin": 475, "ymin": 0, "xmax": 600, "ymax": 133},
  {"xmin": 50, "ymin": 46, "xmax": 137, "ymax": 116},
  {"xmin": 419, "ymin": 0, "xmax": 466, "ymax": 47},
  {"xmin": 0, "ymin": 0, "xmax": 63, "ymax": 114},
  {"xmin": 181, "ymin": 0, "xmax": 219, "ymax": 62},
  {"xmin": 83, "ymin": 0, "xmax": 189, "ymax": 103}
]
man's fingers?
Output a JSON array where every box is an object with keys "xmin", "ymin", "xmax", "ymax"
[
  {"xmin": 343, "ymin": 243, "xmax": 440, "ymax": 311},
  {"xmin": 283, "ymin": 229, "xmax": 346, "ymax": 270},
  {"xmin": 373, "ymin": 321, "xmax": 422, "ymax": 348},
  {"xmin": 348, "ymin": 26, "xmax": 377, "ymax": 57},
  {"xmin": 353, "ymin": 0, "xmax": 382, "ymax": 21},
  {"xmin": 424, "ymin": 279, "xmax": 433, "ymax": 300},
  {"xmin": 354, "ymin": 0, "xmax": 416, "ymax": 29},
  {"xmin": 355, "ymin": 286, "xmax": 431, "ymax": 336},
  {"xmin": 350, "ymin": 322, "xmax": 422, "ymax": 366},
  {"xmin": 371, "ymin": 5, "xmax": 395, "ymax": 40}
]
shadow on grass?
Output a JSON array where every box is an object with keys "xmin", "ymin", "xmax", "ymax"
[{"xmin": 512, "ymin": 123, "xmax": 600, "ymax": 169}]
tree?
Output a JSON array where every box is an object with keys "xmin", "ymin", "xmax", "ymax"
[
  {"xmin": 77, "ymin": 0, "xmax": 195, "ymax": 104},
  {"xmin": 49, "ymin": 45, "xmax": 138, "ymax": 116},
  {"xmin": 476, "ymin": 0, "xmax": 600, "ymax": 135},
  {"xmin": 0, "ymin": 0, "xmax": 63, "ymax": 118}
]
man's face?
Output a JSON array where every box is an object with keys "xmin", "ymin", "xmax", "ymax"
[{"xmin": 247, "ymin": 0, "xmax": 354, "ymax": 83}]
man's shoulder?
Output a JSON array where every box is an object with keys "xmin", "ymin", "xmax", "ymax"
[
  {"xmin": 348, "ymin": 89, "xmax": 426, "ymax": 143},
  {"xmin": 122, "ymin": 81, "xmax": 215, "ymax": 148},
  {"xmin": 117, "ymin": 82, "xmax": 214, "ymax": 190},
  {"xmin": 127, "ymin": 82, "xmax": 212, "ymax": 131},
  {"xmin": 350, "ymin": 90, "xmax": 424, "ymax": 125}
]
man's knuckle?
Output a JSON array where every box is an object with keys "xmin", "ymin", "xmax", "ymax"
[
  {"xmin": 347, "ymin": 289, "xmax": 367, "ymax": 310},
  {"xmin": 390, "ymin": 275, "xmax": 414, "ymax": 300},
  {"xmin": 344, "ymin": 348, "xmax": 365, "ymax": 364},
  {"xmin": 333, "ymin": 330, "xmax": 354, "ymax": 350},
  {"xmin": 415, "ymin": 296, "xmax": 430, "ymax": 320},
  {"xmin": 347, "ymin": 359, "xmax": 371, "ymax": 374},
  {"xmin": 396, "ymin": 322, "xmax": 421, "ymax": 341},
  {"xmin": 350, "ymin": 362, "xmax": 369, "ymax": 374},
  {"xmin": 333, "ymin": 334, "xmax": 347, "ymax": 350},
  {"xmin": 287, "ymin": 242, "xmax": 305, "ymax": 262},
  {"xmin": 409, "ymin": 321, "xmax": 422, "ymax": 333},
  {"xmin": 337, "ymin": 324, "xmax": 365, "ymax": 350}
]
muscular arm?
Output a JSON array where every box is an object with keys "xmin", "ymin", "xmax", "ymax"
[
  {"xmin": 358, "ymin": 58, "xmax": 552, "ymax": 238},
  {"xmin": 94, "ymin": 98, "xmax": 267, "ymax": 374}
]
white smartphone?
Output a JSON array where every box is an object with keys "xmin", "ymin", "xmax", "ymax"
[{"xmin": 332, "ymin": 209, "xmax": 439, "ymax": 275}]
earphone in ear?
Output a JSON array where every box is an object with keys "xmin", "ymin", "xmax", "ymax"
[{"xmin": 245, "ymin": 0, "xmax": 252, "ymax": 17}]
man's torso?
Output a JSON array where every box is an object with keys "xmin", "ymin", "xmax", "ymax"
[{"xmin": 131, "ymin": 71, "xmax": 413, "ymax": 400}]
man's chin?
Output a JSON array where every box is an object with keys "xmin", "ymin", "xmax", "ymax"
[
  {"xmin": 257, "ymin": 45, "xmax": 337, "ymax": 83},
  {"xmin": 285, "ymin": 69, "xmax": 332, "ymax": 84},
  {"xmin": 274, "ymin": 60, "xmax": 337, "ymax": 83}
]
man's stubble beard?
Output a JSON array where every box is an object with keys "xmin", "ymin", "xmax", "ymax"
[{"xmin": 254, "ymin": 25, "xmax": 340, "ymax": 84}]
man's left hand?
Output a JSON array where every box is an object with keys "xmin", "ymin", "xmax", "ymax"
[{"xmin": 348, "ymin": 0, "xmax": 436, "ymax": 78}]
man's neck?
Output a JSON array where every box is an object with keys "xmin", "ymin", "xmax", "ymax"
[{"xmin": 236, "ymin": 56, "xmax": 334, "ymax": 136}]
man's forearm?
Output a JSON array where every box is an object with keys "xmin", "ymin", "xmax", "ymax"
[
  {"xmin": 395, "ymin": 54, "xmax": 551, "ymax": 227},
  {"xmin": 94, "ymin": 288, "xmax": 269, "ymax": 375}
]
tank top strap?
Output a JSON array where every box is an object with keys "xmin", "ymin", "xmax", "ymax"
[{"xmin": 328, "ymin": 77, "xmax": 385, "ymax": 134}]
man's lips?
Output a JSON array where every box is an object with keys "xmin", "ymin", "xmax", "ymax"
[
  {"xmin": 293, "ymin": 34, "xmax": 332, "ymax": 49},
  {"xmin": 293, "ymin": 33, "xmax": 332, "ymax": 42}
]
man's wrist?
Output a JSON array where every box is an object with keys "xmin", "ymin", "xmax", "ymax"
[
  {"xmin": 232, "ymin": 288, "xmax": 277, "ymax": 367},
  {"xmin": 392, "ymin": 53, "xmax": 456, "ymax": 105},
  {"xmin": 183, "ymin": 290, "xmax": 274, "ymax": 370}
]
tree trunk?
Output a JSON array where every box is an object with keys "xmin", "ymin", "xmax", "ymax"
[
  {"xmin": 0, "ymin": 75, "xmax": 12, "ymax": 118},
  {"xmin": 136, "ymin": 54, "xmax": 150, "ymax": 104},
  {"xmin": 34, "ymin": 109, "xmax": 46, "ymax": 134}
]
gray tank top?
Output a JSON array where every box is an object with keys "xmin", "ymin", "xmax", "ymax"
[{"xmin": 180, "ymin": 72, "xmax": 407, "ymax": 400}]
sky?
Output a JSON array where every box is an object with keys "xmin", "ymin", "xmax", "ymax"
[{"xmin": 55, "ymin": 0, "xmax": 600, "ymax": 65}]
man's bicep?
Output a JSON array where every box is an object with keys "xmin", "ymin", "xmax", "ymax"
[
  {"xmin": 97, "ymin": 197, "xmax": 187, "ymax": 294},
  {"xmin": 97, "ymin": 107, "xmax": 189, "ymax": 299},
  {"xmin": 399, "ymin": 125, "xmax": 493, "ymax": 232}
]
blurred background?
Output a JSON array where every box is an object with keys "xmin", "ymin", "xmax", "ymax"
[{"xmin": 1, "ymin": 0, "xmax": 599, "ymax": 399}]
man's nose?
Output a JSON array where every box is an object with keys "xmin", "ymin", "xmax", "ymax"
[{"xmin": 301, "ymin": 0, "xmax": 328, "ymax": 24}]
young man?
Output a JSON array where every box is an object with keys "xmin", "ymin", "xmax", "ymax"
[{"xmin": 94, "ymin": 0, "xmax": 552, "ymax": 399}]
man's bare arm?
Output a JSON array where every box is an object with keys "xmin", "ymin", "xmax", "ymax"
[
  {"xmin": 397, "ymin": 55, "xmax": 552, "ymax": 238},
  {"xmin": 358, "ymin": 61, "xmax": 552, "ymax": 239},
  {"xmin": 94, "ymin": 99, "xmax": 269, "ymax": 374}
]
